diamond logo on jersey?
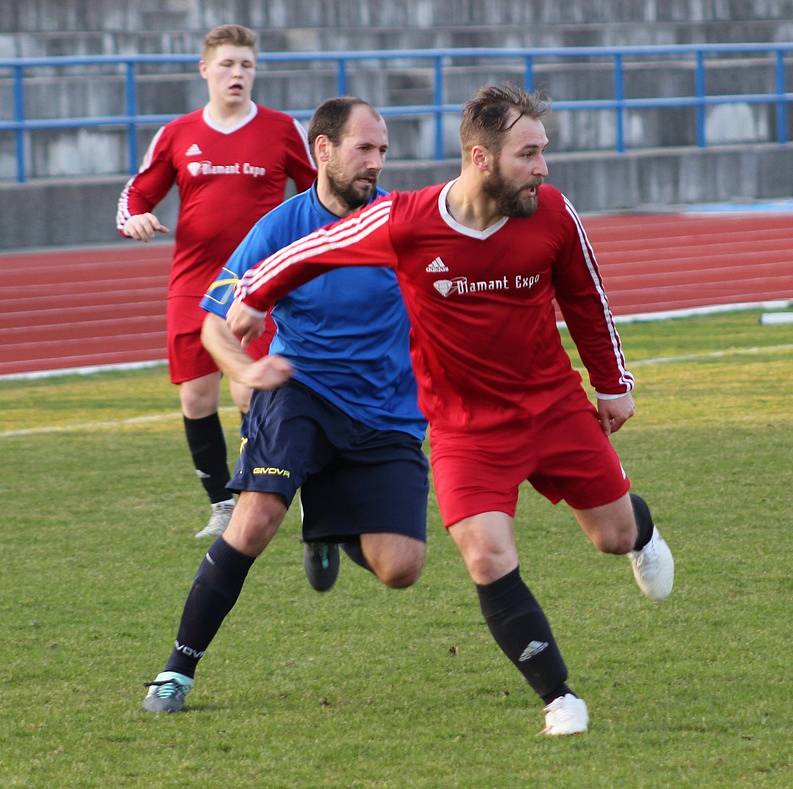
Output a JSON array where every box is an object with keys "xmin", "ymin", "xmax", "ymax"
[
  {"xmin": 425, "ymin": 256, "xmax": 449, "ymax": 273},
  {"xmin": 187, "ymin": 161, "xmax": 202, "ymax": 176},
  {"xmin": 185, "ymin": 143, "xmax": 203, "ymax": 156},
  {"xmin": 433, "ymin": 277, "xmax": 466, "ymax": 297}
]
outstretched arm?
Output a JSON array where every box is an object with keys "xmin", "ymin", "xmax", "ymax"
[
  {"xmin": 234, "ymin": 196, "xmax": 397, "ymax": 315},
  {"xmin": 201, "ymin": 312, "xmax": 293, "ymax": 391}
]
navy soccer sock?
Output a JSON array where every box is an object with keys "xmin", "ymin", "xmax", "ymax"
[
  {"xmin": 476, "ymin": 567, "xmax": 572, "ymax": 703},
  {"xmin": 340, "ymin": 538, "xmax": 373, "ymax": 573},
  {"xmin": 164, "ymin": 538, "xmax": 254, "ymax": 678},
  {"xmin": 630, "ymin": 492, "xmax": 654, "ymax": 551},
  {"xmin": 183, "ymin": 413, "xmax": 231, "ymax": 504}
]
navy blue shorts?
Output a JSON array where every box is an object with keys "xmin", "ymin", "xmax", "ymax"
[{"xmin": 228, "ymin": 381, "xmax": 429, "ymax": 543}]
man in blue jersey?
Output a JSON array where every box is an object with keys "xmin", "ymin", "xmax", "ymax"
[{"xmin": 143, "ymin": 98, "xmax": 429, "ymax": 713}]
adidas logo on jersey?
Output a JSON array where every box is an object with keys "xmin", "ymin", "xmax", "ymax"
[
  {"xmin": 185, "ymin": 143, "xmax": 203, "ymax": 156},
  {"xmin": 425, "ymin": 257, "xmax": 449, "ymax": 273}
]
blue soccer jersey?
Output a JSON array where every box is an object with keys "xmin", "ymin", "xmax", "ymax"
[{"xmin": 201, "ymin": 185, "xmax": 426, "ymax": 441}]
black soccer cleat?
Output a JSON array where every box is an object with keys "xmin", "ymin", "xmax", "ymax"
[{"xmin": 303, "ymin": 541, "xmax": 340, "ymax": 592}]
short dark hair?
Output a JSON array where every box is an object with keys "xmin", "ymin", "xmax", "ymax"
[
  {"xmin": 202, "ymin": 24, "xmax": 257, "ymax": 60},
  {"xmin": 460, "ymin": 85, "xmax": 549, "ymax": 154},
  {"xmin": 307, "ymin": 97, "xmax": 380, "ymax": 149}
]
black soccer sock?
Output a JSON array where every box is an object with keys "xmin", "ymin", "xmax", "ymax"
[
  {"xmin": 183, "ymin": 413, "xmax": 231, "ymax": 504},
  {"xmin": 340, "ymin": 538, "xmax": 373, "ymax": 573},
  {"xmin": 630, "ymin": 492, "xmax": 654, "ymax": 551},
  {"xmin": 476, "ymin": 567, "xmax": 571, "ymax": 703},
  {"xmin": 164, "ymin": 537, "xmax": 254, "ymax": 678}
]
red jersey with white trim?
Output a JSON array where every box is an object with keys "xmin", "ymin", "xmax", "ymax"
[
  {"xmin": 238, "ymin": 182, "xmax": 634, "ymax": 433},
  {"xmin": 117, "ymin": 103, "xmax": 316, "ymax": 297}
]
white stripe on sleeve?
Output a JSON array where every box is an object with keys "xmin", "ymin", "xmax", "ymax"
[
  {"xmin": 563, "ymin": 195, "xmax": 634, "ymax": 391},
  {"xmin": 242, "ymin": 199, "xmax": 393, "ymax": 296},
  {"xmin": 115, "ymin": 126, "xmax": 166, "ymax": 230}
]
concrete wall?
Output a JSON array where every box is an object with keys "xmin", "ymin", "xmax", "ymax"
[
  {"xmin": 4, "ymin": 144, "xmax": 793, "ymax": 250},
  {"xmin": 2, "ymin": 57, "xmax": 792, "ymax": 180},
  {"xmin": 2, "ymin": 0, "xmax": 793, "ymax": 248}
]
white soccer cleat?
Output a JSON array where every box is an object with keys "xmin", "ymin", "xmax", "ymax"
[
  {"xmin": 195, "ymin": 499, "xmax": 235, "ymax": 539},
  {"xmin": 629, "ymin": 526, "xmax": 674, "ymax": 601},
  {"xmin": 143, "ymin": 671, "xmax": 194, "ymax": 713},
  {"xmin": 541, "ymin": 693, "xmax": 589, "ymax": 736}
]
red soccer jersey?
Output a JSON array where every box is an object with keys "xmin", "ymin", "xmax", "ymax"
[
  {"xmin": 117, "ymin": 103, "xmax": 316, "ymax": 297},
  {"xmin": 238, "ymin": 182, "xmax": 634, "ymax": 433}
]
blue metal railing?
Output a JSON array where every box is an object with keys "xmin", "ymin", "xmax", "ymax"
[{"xmin": 1, "ymin": 43, "xmax": 792, "ymax": 183}]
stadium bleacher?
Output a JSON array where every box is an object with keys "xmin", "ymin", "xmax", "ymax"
[{"xmin": 1, "ymin": 0, "xmax": 793, "ymax": 248}]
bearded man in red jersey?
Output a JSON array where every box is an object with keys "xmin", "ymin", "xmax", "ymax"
[
  {"xmin": 117, "ymin": 24, "xmax": 315, "ymax": 538},
  {"xmin": 228, "ymin": 85, "xmax": 675, "ymax": 736}
]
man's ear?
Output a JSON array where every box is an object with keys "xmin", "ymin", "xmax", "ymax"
[
  {"xmin": 315, "ymin": 135, "xmax": 331, "ymax": 163},
  {"xmin": 471, "ymin": 144, "xmax": 492, "ymax": 173}
]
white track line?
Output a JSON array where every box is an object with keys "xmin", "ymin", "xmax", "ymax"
[
  {"xmin": 2, "ymin": 344, "xmax": 792, "ymax": 438},
  {"xmin": 632, "ymin": 343, "xmax": 793, "ymax": 366},
  {"xmin": 0, "ymin": 406, "xmax": 238, "ymax": 438}
]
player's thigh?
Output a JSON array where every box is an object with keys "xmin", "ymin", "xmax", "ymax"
[
  {"xmin": 167, "ymin": 296, "xmax": 218, "ymax": 386},
  {"xmin": 447, "ymin": 511, "xmax": 519, "ymax": 585},
  {"xmin": 429, "ymin": 432, "xmax": 527, "ymax": 528},
  {"xmin": 529, "ymin": 404, "xmax": 630, "ymax": 510},
  {"xmin": 360, "ymin": 531, "xmax": 426, "ymax": 577},
  {"xmin": 228, "ymin": 379, "xmax": 252, "ymax": 414},
  {"xmin": 301, "ymin": 442, "xmax": 429, "ymax": 543},
  {"xmin": 229, "ymin": 383, "xmax": 334, "ymax": 505}
]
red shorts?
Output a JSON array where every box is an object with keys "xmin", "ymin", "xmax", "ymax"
[
  {"xmin": 166, "ymin": 296, "xmax": 276, "ymax": 385},
  {"xmin": 429, "ymin": 398, "xmax": 630, "ymax": 527}
]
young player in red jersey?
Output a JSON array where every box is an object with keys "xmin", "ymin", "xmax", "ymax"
[
  {"xmin": 228, "ymin": 85, "xmax": 675, "ymax": 736},
  {"xmin": 116, "ymin": 24, "xmax": 315, "ymax": 538}
]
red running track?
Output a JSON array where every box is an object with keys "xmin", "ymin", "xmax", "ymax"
[{"xmin": 2, "ymin": 212, "xmax": 792, "ymax": 376}]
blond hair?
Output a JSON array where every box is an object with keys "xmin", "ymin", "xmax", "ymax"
[{"xmin": 202, "ymin": 24, "xmax": 257, "ymax": 60}]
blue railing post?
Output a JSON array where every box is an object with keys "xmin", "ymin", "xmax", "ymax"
[
  {"xmin": 125, "ymin": 61, "xmax": 138, "ymax": 174},
  {"xmin": 695, "ymin": 50, "xmax": 706, "ymax": 147},
  {"xmin": 775, "ymin": 49, "xmax": 787, "ymax": 144},
  {"xmin": 613, "ymin": 53, "xmax": 625, "ymax": 153},
  {"xmin": 336, "ymin": 58, "xmax": 347, "ymax": 96},
  {"xmin": 2, "ymin": 45, "xmax": 793, "ymax": 181},
  {"xmin": 13, "ymin": 65, "xmax": 25, "ymax": 182},
  {"xmin": 433, "ymin": 55, "xmax": 444, "ymax": 159},
  {"xmin": 524, "ymin": 55, "xmax": 534, "ymax": 92}
]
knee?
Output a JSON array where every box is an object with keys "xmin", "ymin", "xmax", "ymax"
[
  {"xmin": 373, "ymin": 554, "xmax": 425, "ymax": 589},
  {"xmin": 464, "ymin": 546, "xmax": 512, "ymax": 584},
  {"xmin": 225, "ymin": 496, "xmax": 284, "ymax": 556},
  {"xmin": 590, "ymin": 527, "xmax": 634, "ymax": 556}
]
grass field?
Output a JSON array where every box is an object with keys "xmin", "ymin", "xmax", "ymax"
[{"xmin": 1, "ymin": 310, "xmax": 792, "ymax": 787}]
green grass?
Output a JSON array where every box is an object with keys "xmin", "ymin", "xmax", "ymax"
[{"xmin": 1, "ymin": 309, "xmax": 791, "ymax": 787}]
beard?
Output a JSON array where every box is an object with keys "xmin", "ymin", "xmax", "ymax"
[
  {"xmin": 326, "ymin": 163, "xmax": 378, "ymax": 211},
  {"xmin": 482, "ymin": 159, "xmax": 542, "ymax": 218}
]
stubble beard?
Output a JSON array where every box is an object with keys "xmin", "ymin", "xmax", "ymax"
[
  {"xmin": 483, "ymin": 159, "xmax": 541, "ymax": 218},
  {"xmin": 326, "ymin": 164, "xmax": 377, "ymax": 212}
]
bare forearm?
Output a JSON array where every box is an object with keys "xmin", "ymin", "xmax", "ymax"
[{"xmin": 201, "ymin": 313, "xmax": 254, "ymax": 382}]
